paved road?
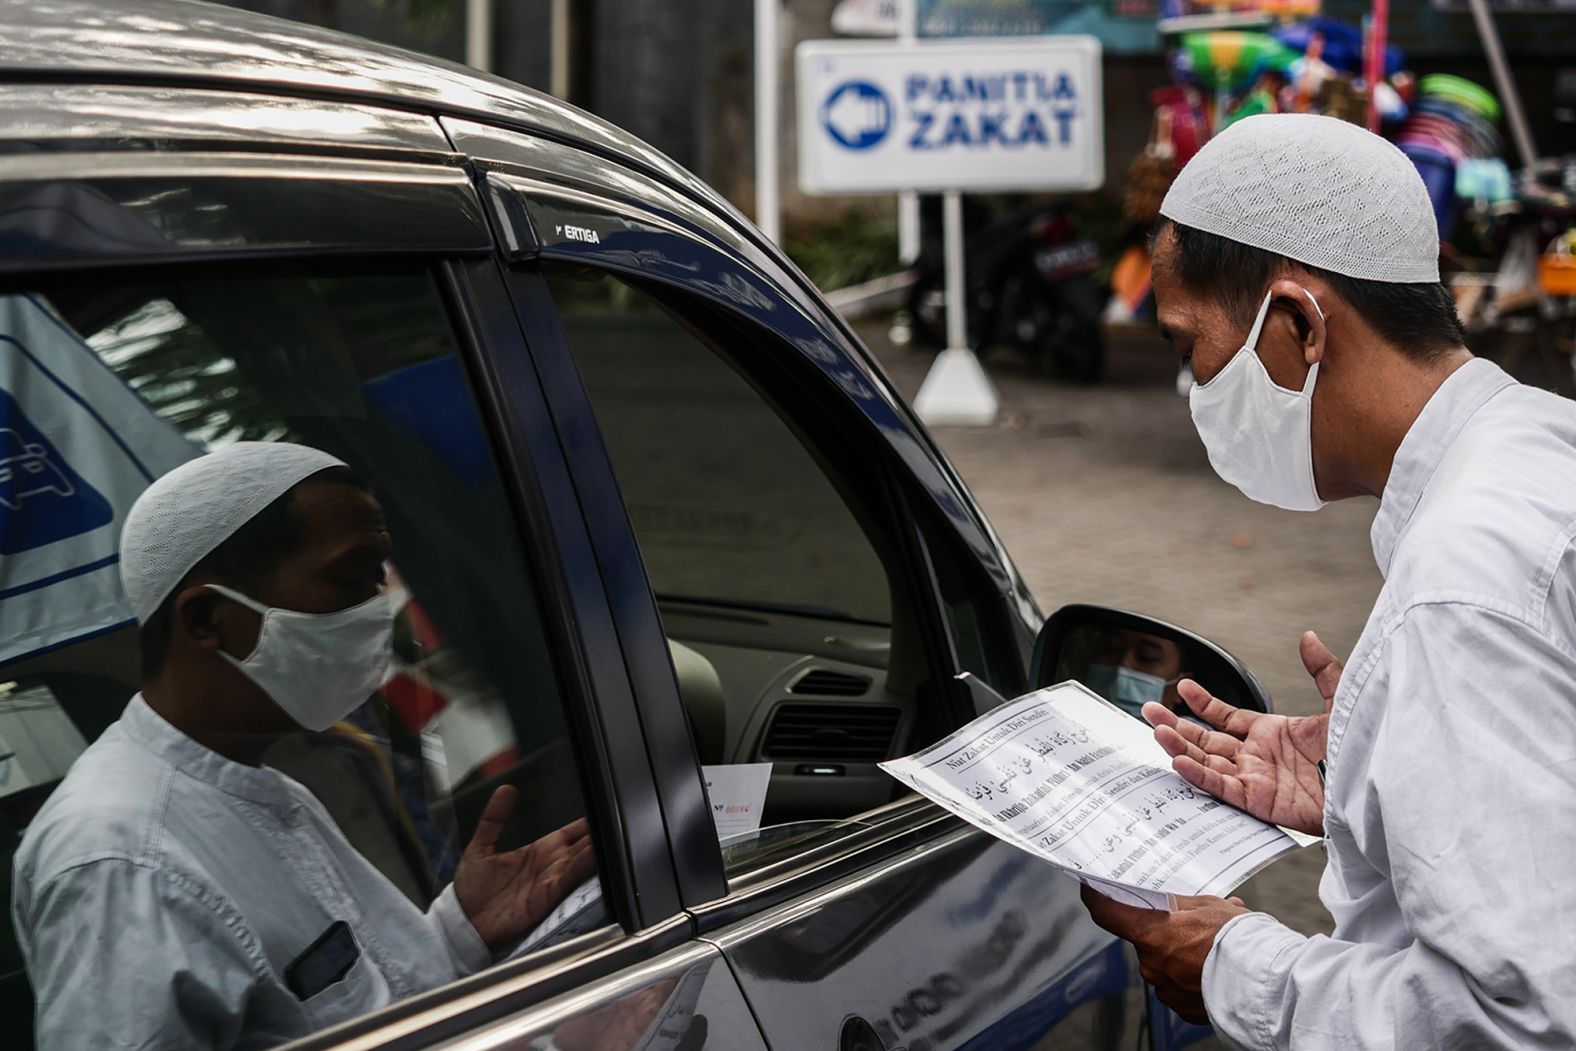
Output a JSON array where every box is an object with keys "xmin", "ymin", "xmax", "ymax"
[{"xmin": 860, "ymin": 320, "xmax": 1385, "ymax": 938}]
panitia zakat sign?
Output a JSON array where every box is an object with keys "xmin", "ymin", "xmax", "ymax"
[{"xmin": 796, "ymin": 37, "xmax": 1104, "ymax": 195}]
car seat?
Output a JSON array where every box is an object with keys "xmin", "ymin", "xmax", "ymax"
[{"xmin": 667, "ymin": 639, "xmax": 724, "ymax": 765}]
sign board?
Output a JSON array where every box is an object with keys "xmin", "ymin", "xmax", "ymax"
[
  {"xmin": 796, "ymin": 38, "xmax": 1104, "ymax": 195},
  {"xmin": 831, "ymin": 0, "xmax": 899, "ymax": 36},
  {"xmin": 918, "ymin": 0, "xmax": 1159, "ymax": 54},
  {"xmin": 920, "ymin": 0, "xmax": 1069, "ymax": 36},
  {"xmin": 0, "ymin": 295, "xmax": 197, "ymax": 665}
]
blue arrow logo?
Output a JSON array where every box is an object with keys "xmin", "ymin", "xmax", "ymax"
[{"xmin": 821, "ymin": 80, "xmax": 893, "ymax": 150}]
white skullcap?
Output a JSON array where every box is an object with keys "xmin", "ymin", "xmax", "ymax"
[
  {"xmin": 119, "ymin": 441, "xmax": 347, "ymax": 623},
  {"xmin": 1161, "ymin": 114, "xmax": 1440, "ymax": 283}
]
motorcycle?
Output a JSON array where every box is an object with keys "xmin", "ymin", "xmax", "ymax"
[{"xmin": 904, "ymin": 199, "xmax": 1109, "ymax": 383}]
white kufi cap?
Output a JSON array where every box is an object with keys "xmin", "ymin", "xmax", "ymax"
[
  {"xmin": 1161, "ymin": 114, "xmax": 1440, "ymax": 283},
  {"xmin": 120, "ymin": 441, "xmax": 347, "ymax": 623}
]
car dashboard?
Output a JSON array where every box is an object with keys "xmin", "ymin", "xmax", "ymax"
[{"xmin": 657, "ymin": 599, "xmax": 916, "ymax": 824}]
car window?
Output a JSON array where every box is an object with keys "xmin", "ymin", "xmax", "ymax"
[
  {"xmin": 544, "ymin": 265, "xmax": 942, "ymax": 871},
  {"xmin": 0, "ymin": 269, "xmax": 606, "ymax": 1050},
  {"xmin": 549, "ymin": 273, "xmax": 890, "ymax": 626}
]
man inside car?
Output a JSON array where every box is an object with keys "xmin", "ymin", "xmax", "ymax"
[
  {"xmin": 11, "ymin": 441, "xmax": 595, "ymax": 1049},
  {"xmin": 1085, "ymin": 625, "xmax": 1191, "ymax": 719}
]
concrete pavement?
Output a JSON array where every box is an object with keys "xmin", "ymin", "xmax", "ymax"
[{"xmin": 862, "ymin": 321, "xmax": 1385, "ymax": 938}]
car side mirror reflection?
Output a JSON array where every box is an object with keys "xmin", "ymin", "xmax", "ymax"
[{"xmin": 1030, "ymin": 604, "xmax": 1273, "ymax": 719}]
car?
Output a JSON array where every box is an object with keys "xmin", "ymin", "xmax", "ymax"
[{"xmin": 0, "ymin": 3, "xmax": 1273, "ymax": 1049}]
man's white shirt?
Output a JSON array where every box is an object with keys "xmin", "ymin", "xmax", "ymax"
[
  {"xmin": 11, "ymin": 694, "xmax": 492, "ymax": 1049},
  {"xmin": 1203, "ymin": 359, "xmax": 1576, "ymax": 1049}
]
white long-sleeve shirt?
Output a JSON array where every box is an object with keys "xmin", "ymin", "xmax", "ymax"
[
  {"xmin": 11, "ymin": 694, "xmax": 492, "ymax": 1049},
  {"xmin": 1202, "ymin": 359, "xmax": 1576, "ymax": 1049}
]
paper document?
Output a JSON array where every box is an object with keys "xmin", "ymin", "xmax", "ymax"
[
  {"xmin": 880, "ymin": 682, "xmax": 1303, "ymax": 910},
  {"xmin": 702, "ymin": 763, "xmax": 773, "ymax": 841},
  {"xmin": 512, "ymin": 876, "xmax": 608, "ymax": 957}
]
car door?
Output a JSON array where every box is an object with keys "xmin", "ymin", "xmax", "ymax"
[
  {"xmin": 0, "ymin": 84, "xmax": 772, "ymax": 1051},
  {"xmin": 453, "ymin": 117, "xmax": 1142, "ymax": 1051}
]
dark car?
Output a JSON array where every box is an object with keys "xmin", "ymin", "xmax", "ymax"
[{"xmin": 0, "ymin": 4, "xmax": 1269, "ymax": 1049}]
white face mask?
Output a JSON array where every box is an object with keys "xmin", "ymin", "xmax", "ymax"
[
  {"xmin": 207, "ymin": 584, "xmax": 394, "ymax": 732},
  {"xmin": 1188, "ymin": 289, "xmax": 1327, "ymax": 512},
  {"xmin": 1085, "ymin": 663, "xmax": 1171, "ymax": 718}
]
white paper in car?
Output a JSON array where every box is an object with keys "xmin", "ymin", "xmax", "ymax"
[
  {"xmin": 511, "ymin": 876, "xmax": 606, "ymax": 958},
  {"xmin": 879, "ymin": 681, "xmax": 1301, "ymax": 910},
  {"xmin": 701, "ymin": 763, "xmax": 773, "ymax": 841}
]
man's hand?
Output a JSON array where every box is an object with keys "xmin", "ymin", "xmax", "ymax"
[
  {"xmin": 1142, "ymin": 631, "xmax": 1341, "ymax": 837},
  {"xmin": 1081, "ymin": 885, "xmax": 1249, "ymax": 1024},
  {"xmin": 453, "ymin": 786, "xmax": 596, "ymax": 952}
]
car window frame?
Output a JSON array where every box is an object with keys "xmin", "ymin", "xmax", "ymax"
[
  {"xmin": 476, "ymin": 168, "xmax": 1020, "ymax": 922},
  {"xmin": 0, "ymin": 146, "xmax": 703, "ymax": 1048}
]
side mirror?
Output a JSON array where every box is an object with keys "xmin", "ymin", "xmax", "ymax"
[{"xmin": 1031, "ymin": 603, "xmax": 1273, "ymax": 719}]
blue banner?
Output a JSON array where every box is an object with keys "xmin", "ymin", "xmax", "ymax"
[{"xmin": 0, "ymin": 296, "xmax": 196, "ymax": 665}]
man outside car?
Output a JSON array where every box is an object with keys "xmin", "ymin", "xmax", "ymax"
[{"xmin": 1081, "ymin": 114, "xmax": 1576, "ymax": 1048}]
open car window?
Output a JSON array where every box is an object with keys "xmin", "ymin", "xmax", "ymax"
[{"xmin": 544, "ymin": 264, "xmax": 954, "ymax": 872}]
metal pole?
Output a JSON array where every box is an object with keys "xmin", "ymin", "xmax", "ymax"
[
  {"xmin": 1464, "ymin": 0, "xmax": 1537, "ymax": 171},
  {"xmin": 943, "ymin": 190, "xmax": 966, "ymax": 351},
  {"xmin": 465, "ymin": 0, "xmax": 493, "ymax": 72},
  {"xmin": 754, "ymin": 0, "xmax": 781, "ymax": 243},
  {"xmin": 897, "ymin": 0, "xmax": 920, "ymax": 263},
  {"xmin": 550, "ymin": 0, "xmax": 570, "ymax": 99},
  {"xmin": 913, "ymin": 189, "xmax": 997, "ymax": 425}
]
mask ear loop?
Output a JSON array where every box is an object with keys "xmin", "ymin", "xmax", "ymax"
[
  {"xmin": 1251, "ymin": 288, "xmax": 1325, "ymax": 396},
  {"xmin": 206, "ymin": 583, "xmax": 269, "ymax": 616},
  {"xmin": 1297, "ymin": 288, "xmax": 1325, "ymax": 395},
  {"xmin": 1302, "ymin": 287, "xmax": 1325, "ymax": 321},
  {"xmin": 1243, "ymin": 289, "xmax": 1277, "ymax": 352}
]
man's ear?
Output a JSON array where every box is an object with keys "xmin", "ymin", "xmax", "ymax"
[
  {"xmin": 1269, "ymin": 278, "xmax": 1327, "ymax": 367},
  {"xmin": 173, "ymin": 584, "xmax": 226, "ymax": 652}
]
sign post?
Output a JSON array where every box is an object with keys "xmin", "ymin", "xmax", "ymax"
[
  {"xmin": 797, "ymin": 36, "xmax": 1103, "ymax": 426},
  {"xmin": 896, "ymin": 0, "xmax": 920, "ymax": 266},
  {"xmin": 755, "ymin": 0, "xmax": 782, "ymax": 243}
]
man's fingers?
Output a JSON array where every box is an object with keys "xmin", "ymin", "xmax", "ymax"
[
  {"xmin": 1154, "ymin": 723, "xmax": 1204, "ymax": 764},
  {"xmin": 467, "ymin": 785, "xmax": 519, "ymax": 858},
  {"xmin": 1299, "ymin": 631, "xmax": 1344, "ymax": 711},
  {"xmin": 1080, "ymin": 883, "xmax": 1162, "ymax": 938},
  {"xmin": 1176, "ymin": 680, "xmax": 1255, "ymax": 737},
  {"xmin": 567, "ymin": 838, "xmax": 597, "ymax": 884},
  {"xmin": 541, "ymin": 817, "xmax": 590, "ymax": 851},
  {"xmin": 1172, "ymin": 893, "xmax": 1233, "ymax": 910},
  {"xmin": 1142, "ymin": 701, "xmax": 1179, "ymax": 730},
  {"xmin": 1173, "ymin": 755, "xmax": 1241, "ymax": 807},
  {"xmin": 1156, "ymin": 719, "xmax": 1242, "ymax": 766}
]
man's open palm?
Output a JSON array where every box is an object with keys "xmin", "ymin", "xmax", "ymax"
[
  {"xmin": 454, "ymin": 787, "xmax": 596, "ymax": 952},
  {"xmin": 1142, "ymin": 631, "xmax": 1341, "ymax": 837}
]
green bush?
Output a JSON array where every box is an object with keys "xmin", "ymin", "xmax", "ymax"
[{"xmin": 785, "ymin": 208, "xmax": 900, "ymax": 292}]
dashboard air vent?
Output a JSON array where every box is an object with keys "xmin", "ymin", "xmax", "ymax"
[
  {"xmin": 791, "ymin": 668, "xmax": 872, "ymax": 697},
  {"xmin": 763, "ymin": 703, "xmax": 901, "ymax": 761}
]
